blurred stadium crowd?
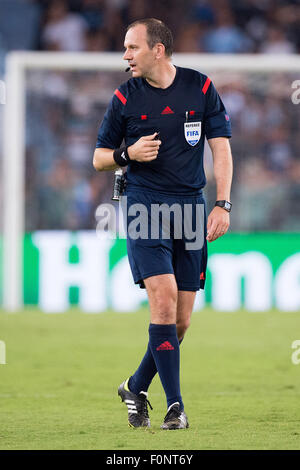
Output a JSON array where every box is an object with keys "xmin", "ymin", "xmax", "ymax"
[
  {"xmin": 1, "ymin": 0, "xmax": 299, "ymax": 55},
  {"xmin": 0, "ymin": 0, "xmax": 300, "ymax": 231}
]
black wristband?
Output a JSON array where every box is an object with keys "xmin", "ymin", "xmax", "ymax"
[{"xmin": 113, "ymin": 146, "xmax": 131, "ymax": 167}]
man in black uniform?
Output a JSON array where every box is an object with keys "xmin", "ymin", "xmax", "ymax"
[{"xmin": 93, "ymin": 18, "xmax": 233, "ymax": 430}]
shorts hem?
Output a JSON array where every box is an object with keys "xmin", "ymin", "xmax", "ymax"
[
  {"xmin": 134, "ymin": 270, "xmax": 174, "ymax": 289},
  {"xmin": 177, "ymin": 284, "xmax": 200, "ymax": 291},
  {"xmin": 177, "ymin": 280, "xmax": 206, "ymax": 291},
  {"xmin": 133, "ymin": 271, "xmax": 206, "ymax": 291}
]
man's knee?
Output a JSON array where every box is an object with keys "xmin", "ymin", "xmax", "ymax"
[
  {"xmin": 152, "ymin": 288, "xmax": 177, "ymax": 322},
  {"xmin": 145, "ymin": 274, "xmax": 178, "ymax": 323}
]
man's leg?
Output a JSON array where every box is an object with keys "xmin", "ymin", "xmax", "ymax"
[
  {"xmin": 129, "ymin": 290, "xmax": 196, "ymax": 395},
  {"xmin": 118, "ymin": 273, "xmax": 177, "ymax": 427},
  {"xmin": 159, "ymin": 289, "xmax": 196, "ymax": 429},
  {"xmin": 143, "ymin": 273, "xmax": 184, "ymax": 411},
  {"xmin": 121, "ymin": 277, "xmax": 196, "ymax": 428},
  {"xmin": 176, "ymin": 290, "xmax": 196, "ymax": 341}
]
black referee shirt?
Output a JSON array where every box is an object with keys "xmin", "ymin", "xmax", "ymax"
[{"xmin": 96, "ymin": 66, "xmax": 231, "ymax": 195}]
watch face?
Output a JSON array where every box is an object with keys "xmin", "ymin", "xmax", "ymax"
[{"xmin": 224, "ymin": 201, "xmax": 231, "ymax": 210}]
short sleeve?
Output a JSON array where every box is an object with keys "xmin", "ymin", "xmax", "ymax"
[
  {"xmin": 203, "ymin": 79, "xmax": 232, "ymax": 140},
  {"xmin": 96, "ymin": 91, "xmax": 126, "ymax": 149}
]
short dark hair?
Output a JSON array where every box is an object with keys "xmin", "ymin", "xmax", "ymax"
[{"xmin": 126, "ymin": 18, "xmax": 173, "ymax": 57}]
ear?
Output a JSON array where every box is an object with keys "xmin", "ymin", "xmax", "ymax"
[{"xmin": 155, "ymin": 43, "xmax": 165, "ymax": 59}]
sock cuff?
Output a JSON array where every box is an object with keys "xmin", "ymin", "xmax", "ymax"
[{"xmin": 149, "ymin": 323, "xmax": 177, "ymax": 336}]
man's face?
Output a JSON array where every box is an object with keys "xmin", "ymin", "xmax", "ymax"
[{"xmin": 123, "ymin": 25, "xmax": 156, "ymax": 78}]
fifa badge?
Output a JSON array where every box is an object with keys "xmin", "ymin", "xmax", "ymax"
[{"xmin": 184, "ymin": 121, "xmax": 201, "ymax": 146}]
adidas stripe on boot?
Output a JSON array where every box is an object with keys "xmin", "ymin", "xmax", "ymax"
[{"xmin": 118, "ymin": 378, "xmax": 153, "ymax": 428}]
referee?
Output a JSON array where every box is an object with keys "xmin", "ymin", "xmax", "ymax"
[{"xmin": 93, "ymin": 18, "xmax": 233, "ymax": 430}]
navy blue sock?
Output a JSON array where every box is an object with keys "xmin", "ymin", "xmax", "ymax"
[
  {"xmin": 128, "ymin": 343, "xmax": 157, "ymax": 394},
  {"xmin": 148, "ymin": 323, "xmax": 183, "ymax": 410},
  {"xmin": 129, "ymin": 337, "xmax": 184, "ymax": 396}
]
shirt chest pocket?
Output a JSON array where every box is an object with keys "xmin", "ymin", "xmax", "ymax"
[{"xmin": 127, "ymin": 111, "xmax": 203, "ymax": 145}]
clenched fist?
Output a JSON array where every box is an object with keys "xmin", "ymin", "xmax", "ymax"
[{"xmin": 128, "ymin": 132, "xmax": 161, "ymax": 162}]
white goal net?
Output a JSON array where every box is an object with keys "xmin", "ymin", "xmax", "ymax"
[{"xmin": 1, "ymin": 52, "xmax": 300, "ymax": 310}]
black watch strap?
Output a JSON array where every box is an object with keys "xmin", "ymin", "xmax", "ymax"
[{"xmin": 215, "ymin": 200, "xmax": 232, "ymax": 212}]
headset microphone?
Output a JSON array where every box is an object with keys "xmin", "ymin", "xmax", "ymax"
[{"xmin": 125, "ymin": 67, "xmax": 130, "ymax": 72}]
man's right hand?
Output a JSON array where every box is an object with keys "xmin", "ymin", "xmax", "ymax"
[{"xmin": 127, "ymin": 132, "xmax": 161, "ymax": 162}]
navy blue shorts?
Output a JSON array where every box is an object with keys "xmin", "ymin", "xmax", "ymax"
[{"xmin": 122, "ymin": 187, "xmax": 207, "ymax": 291}]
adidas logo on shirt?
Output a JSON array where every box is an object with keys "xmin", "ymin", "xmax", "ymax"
[{"xmin": 161, "ymin": 106, "xmax": 174, "ymax": 115}]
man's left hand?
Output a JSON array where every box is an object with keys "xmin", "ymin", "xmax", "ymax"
[{"xmin": 206, "ymin": 206, "xmax": 230, "ymax": 242}]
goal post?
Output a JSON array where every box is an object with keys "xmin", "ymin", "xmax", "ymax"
[{"xmin": 2, "ymin": 52, "xmax": 300, "ymax": 311}]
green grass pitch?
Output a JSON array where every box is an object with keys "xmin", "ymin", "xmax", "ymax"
[{"xmin": 0, "ymin": 307, "xmax": 300, "ymax": 450}]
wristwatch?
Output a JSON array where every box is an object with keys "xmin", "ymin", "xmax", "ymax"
[{"xmin": 215, "ymin": 200, "xmax": 232, "ymax": 212}]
